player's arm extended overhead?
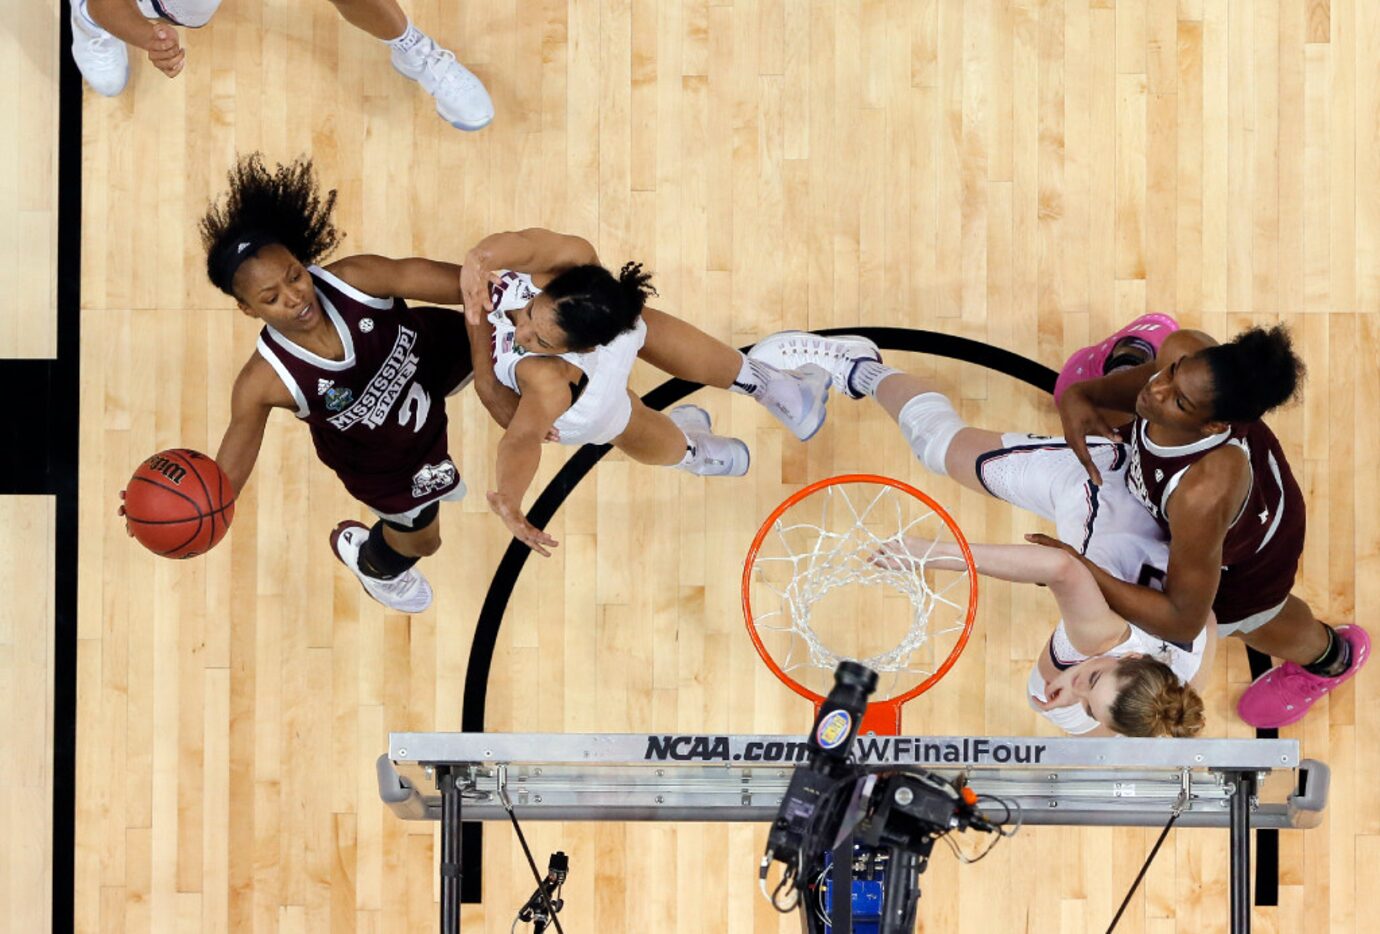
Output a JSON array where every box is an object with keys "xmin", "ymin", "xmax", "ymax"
[
  {"xmin": 324, "ymin": 254, "xmax": 467, "ymax": 305},
  {"xmin": 925, "ymin": 541, "xmax": 1128, "ymax": 654},
  {"xmin": 465, "ymin": 228, "xmax": 599, "ymax": 283}
]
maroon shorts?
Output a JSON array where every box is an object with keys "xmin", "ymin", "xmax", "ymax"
[{"xmin": 1211, "ymin": 502, "xmax": 1306, "ymax": 626}]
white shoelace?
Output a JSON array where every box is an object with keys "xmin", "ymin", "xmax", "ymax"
[{"xmin": 422, "ymin": 48, "xmax": 481, "ymax": 93}]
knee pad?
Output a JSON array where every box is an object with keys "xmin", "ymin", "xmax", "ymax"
[
  {"xmin": 897, "ymin": 392, "xmax": 966, "ymax": 475},
  {"xmin": 137, "ymin": 0, "xmax": 221, "ymax": 28}
]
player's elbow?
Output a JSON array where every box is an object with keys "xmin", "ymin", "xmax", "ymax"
[{"xmin": 1164, "ymin": 604, "xmax": 1213, "ymax": 642}]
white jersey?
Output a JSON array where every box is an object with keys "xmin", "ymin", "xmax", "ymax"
[
  {"xmin": 977, "ymin": 433, "xmax": 1170, "ymax": 589},
  {"xmin": 1028, "ymin": 623, "xmax": 1207, "ymax": 735},
  {"xmin": 487, "ymin": 270, "xmax": 647, "ymax": 446},
  {"xmin": 974, "ymin": 431, "xmax": 1202, "ymax": 735}
]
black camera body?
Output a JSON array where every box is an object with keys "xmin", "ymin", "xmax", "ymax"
[{"xmin": 761, "ymin": 661, "xmax": 1006, "ymax": 933}]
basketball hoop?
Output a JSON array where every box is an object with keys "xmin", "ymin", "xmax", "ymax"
[{"xmin": 742, "ymin": 474, "xmax": 979, "ymax": 735}]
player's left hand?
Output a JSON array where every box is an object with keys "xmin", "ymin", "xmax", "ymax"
[
  {"xmin": 460, "ymin": 252, "xmax": 501, "ymax": 326},
  {"xmin": 145, "ymin": 26, "xmax": 185, "ymax": 78},
  {"xmin": 1031, "ymin": 686, "xmax": 1073, "ymax": 711},
  {"xmin": 1024, "ymin": 532, "xmax": 1079, "ymax": 559},
  {"xmin": 487, "ymin": 491, "xmax": 560, "ymax": 556}
]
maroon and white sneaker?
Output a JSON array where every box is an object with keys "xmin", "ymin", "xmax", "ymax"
[
  {"xmin": 1236, "ymin": 624, "xmax": 1370, "ymax": 729},
  {"xmin": 330, "ymin": 520, "xmax": 433, "ymax": 613}
]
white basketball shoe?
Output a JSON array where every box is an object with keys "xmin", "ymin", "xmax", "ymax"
[
  {"xmin": 391, "ymin": 37, "xmax": 494, "ymax": 131},
  {"xmin": 330, "ymin": 520, "xmax": 434, "ymax": 614},
  {"xmin": 754, "ymin": 363, "xmax": 833, "ymax": 442},
  {"xmin": 70, "ymin": 0, "xmax": 130, "ymax": 97},
  {"xmin": 748, "ymin": 331, "xmax": 882, "ymax": 400},
  {"xmin": 670, "ymin": 406, "xmax": 751, "ymax": 477}
]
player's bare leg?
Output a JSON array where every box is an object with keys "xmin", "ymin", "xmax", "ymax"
[
  {"xmin": 323, "ymin": 0, "xmax": 405, "ymax": 38},
  {"xmin": 871, "ymin": 371, "xmax": 1003, "ymax": 495},
  {"xmin": 326, "ymin": 0, "xmax": 495, "ymax": 131},
  {"xmin": 611, "ymin": 394, "xmax": 749, "ymax": 477},
  {"xmin": 1235, "ymin": 596, "xmax": 1330, "ymax": 664},
  {"xmin": 639, "ymin": 310, "xmax": 834, "ymax": 442}
]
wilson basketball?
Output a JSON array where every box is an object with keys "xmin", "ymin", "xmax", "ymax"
[{"xmin": 121, "ymin": 449, "xmax": 237, "ymax": 559}]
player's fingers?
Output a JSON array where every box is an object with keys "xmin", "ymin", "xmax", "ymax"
[
  {"xmin": 1068, "ymin": 437, "xmax": 1102, "ymax": 486},
  {"xmin": 1024, "ymin": 533, "xmax": 1064, "ymax": 551}
]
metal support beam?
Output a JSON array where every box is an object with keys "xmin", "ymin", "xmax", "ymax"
[
  {"xmin": 440, "ymin": 768, "xmax": 463, "ymax": 934},
  {"xmin": 1228, "ymin": 770, "xmax": 1256, "ymax": 934}
]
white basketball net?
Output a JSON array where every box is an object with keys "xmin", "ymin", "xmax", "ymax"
[{"xmin": 747, "ymin": 480, "xmax": 974, "ymax": 701}]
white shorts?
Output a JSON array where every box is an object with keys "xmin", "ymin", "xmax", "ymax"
[
  {"xmin": 370, "ymin": 479, "xmax": 468, "ymax": 529},
  {"xmin": 553, "ymin": 387, "xmax": 635, "ymax": 446},
  {"xmin": 976, "ymin": 434, "xmax": 1169, "ymax": 586}
]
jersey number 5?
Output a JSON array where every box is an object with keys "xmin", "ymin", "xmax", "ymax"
[{"xmin": 398, "ymin": 383, "xmax": 431, "ymax": 433}]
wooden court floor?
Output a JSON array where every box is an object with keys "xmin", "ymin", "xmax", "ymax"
[{"xmin": 54, "ymin": 0, "xmax": 1380, "ymax": 931}]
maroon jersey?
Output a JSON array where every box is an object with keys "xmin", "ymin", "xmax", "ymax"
[
  {"xmin": 1125, "ymin": 417, "xmax": 1306, "ymax": 623},
  {"xmin": 254, "ymin": 266, "xmax": 473, "ymax": 517}
]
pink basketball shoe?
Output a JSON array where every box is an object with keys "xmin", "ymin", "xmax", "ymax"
[
  {"xmin": 1236, "ymin": 624, "xmax": 1370, "ymax": 729},
  {"xmin": 1053, "ymin": 313, "xmax": 1180, "ymax": 404}
]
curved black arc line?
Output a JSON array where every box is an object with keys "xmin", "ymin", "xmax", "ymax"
[{"xmin": 458, "ymin": 328, "xmax": 1057, "ymax": 901}]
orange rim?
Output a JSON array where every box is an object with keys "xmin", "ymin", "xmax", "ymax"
[{"xmin": 741, "ymin": 474, "xmax": 979, "ymax": 732}]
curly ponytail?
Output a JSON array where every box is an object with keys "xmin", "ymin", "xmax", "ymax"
[
  {"xmin": 1107, "ymin": 656, "xmax": 1206, "ymax": 738},
  {"xmin": 1199, "ymin": 325, "xmax": 1305, "ymax": 422},
  {"xmin": 543, "ymin": 261, "xmax": 657, "ymax": 352}
]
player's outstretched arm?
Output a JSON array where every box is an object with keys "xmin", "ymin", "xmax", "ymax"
[
  {"xmin": 460, "ymin": 229, "xmax": 599, "ymax": 324},
  {"xmin": 214, "ymin": 358, "xmax": 292, "ymax": 495},
  {"xmin": 324, "ymin": 254, "xmax": 466, "ymax": 306},
  {"xmin": 487, "ymin": 360, "xmax": 572, "ymax": 556},
  {"xmin": 895, "ymin": 539, "xmax": 1129, "ymax": 655}
]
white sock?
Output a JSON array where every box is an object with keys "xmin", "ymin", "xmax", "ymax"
[
  {"xmin": 850, "ymin": 360, "xmax": 900, "ymax": 398},
  {"xmin": 729, "ymin": 353, "xmax": 782, "ymax": 399},
  {"xmin": 387, "ymin": 22, "xmax": 426, "ymax": 53},
  {"xmin": 74, "ymin": 0, "xmax": 106, "ymax": 35}
]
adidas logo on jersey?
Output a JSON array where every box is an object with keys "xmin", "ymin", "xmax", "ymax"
[
  {"xmin": 1154, "ymin": 468, "xmax": 1164, "ymax": 482},
  {"xmin": 359, "ymin": 318, "xmax": 374, "ymax": 333},
  {"xmin": 318, "ymin": 379, "xmax": 334, "ymax": 395}
]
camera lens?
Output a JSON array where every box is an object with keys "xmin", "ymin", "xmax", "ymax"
[{"xmin": 834, "ymin": 660, "xmax": 879, "ymax": 695}]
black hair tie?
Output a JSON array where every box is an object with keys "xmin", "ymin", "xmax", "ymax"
[{"xmin": 213, "ymin": 230, "xmax": 281, "ymax": 290}]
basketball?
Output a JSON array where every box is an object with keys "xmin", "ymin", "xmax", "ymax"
[{"xmin": 121, "ymin": 449, "xmax": 236, "ymax": 559}]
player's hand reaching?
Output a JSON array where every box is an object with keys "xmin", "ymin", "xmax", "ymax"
[
  {"xmin": 460, "ymin": 250, "xmax": 501, "ymax": 327},
  {"xmin": 869, "ymin": 537, "xmax": 963, "ymax": 571},
  {"xmin": 1024, "ymin": 532, "xmax": 1081, "ymax": 562},
  {"xmin": 145, "ymin": 26, "xmax": 185, "ymax": 78},
  {"xmin": 1030, "ymin": 685, "xmax": 1073, "ymax": 711},
  {"xmin": 1055, "ymin": 383, "xmax": 1119, "ymax": 486},
  {"xmin": 486, "ymin": 491, "xmax": 560, "ymax": 557}
]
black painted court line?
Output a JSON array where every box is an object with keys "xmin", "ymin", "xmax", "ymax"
[{"xmin": 0, "ymin": 6, "xmax": 84, "ymax": 930}]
